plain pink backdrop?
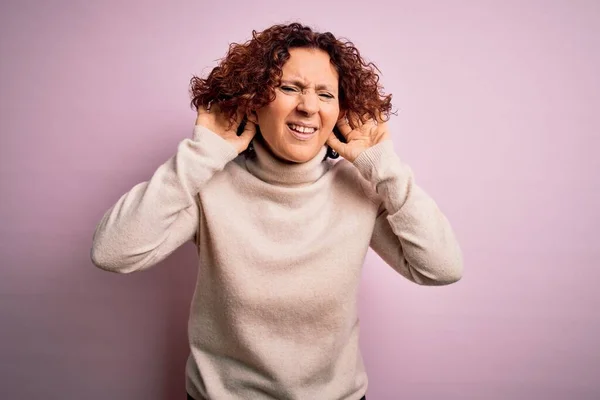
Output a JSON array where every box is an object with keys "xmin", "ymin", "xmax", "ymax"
[{"xmin": 1, "ymin": 0, "xmax": 598, "ymax": 399}]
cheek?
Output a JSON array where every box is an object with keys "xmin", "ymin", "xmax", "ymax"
[
  {"xmin": 258, "ymin": 101, "xmax": 290, "ymax": 128},
  {"xmin": 323, "ymin": 107, "xmax": 340, "ymax": 129}
]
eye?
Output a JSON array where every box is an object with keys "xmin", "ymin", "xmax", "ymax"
[
  {"xmin": 281, "ymin": 86, "xmax": 299, "ymax": 92},
  {"xmin": 319, "ymin": 93, "xmax": 335, "ymax": 99}
]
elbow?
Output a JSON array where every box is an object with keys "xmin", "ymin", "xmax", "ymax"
[
  {"xmin": 435, "ymin": 262, "xmax": 463, "ymax": 285},
  {"xmin": 413, "ymin": 256, "xmax": 464, "ymax": 286},
  {"xmin": 90, "ymin": 243, "xmax": 140, "ymax": 274},
  {"xmin": 427, "ymin": 243, "xmax": 464, "ymax": 285},
  {"xmin": 90, "ymin": 246, "xmax": 121, "ymax": 273}
]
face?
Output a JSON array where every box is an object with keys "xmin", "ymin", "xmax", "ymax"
[{"xmin": 254, "ymin": 47, "xmax": 341, "ymax": 163}]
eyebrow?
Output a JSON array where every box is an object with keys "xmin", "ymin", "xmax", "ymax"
[{"xmin": 280, "ymin": 79, "xmax": 337, "ymax": 92}]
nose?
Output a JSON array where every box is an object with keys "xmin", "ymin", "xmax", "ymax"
[{"xmin": 296, "ymin": 91, "xmax": 319, "ymax": 115}]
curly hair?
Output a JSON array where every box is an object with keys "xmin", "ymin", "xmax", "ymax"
[{"xmin": 190, "ymin": 23, "xmax": 392, "ymax": 130}]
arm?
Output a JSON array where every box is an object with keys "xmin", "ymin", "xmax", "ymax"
[
  {"xmin": 91, "ymin": 125, "xmax": 238, "ymax": 273},
  {"xmin": 354, "ymin": 140, "xmax": 463, "ymax": 285}
]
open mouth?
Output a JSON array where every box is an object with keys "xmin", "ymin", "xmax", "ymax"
[{"xmin": 287, "ymin": 123, "xmax": 318, "ymax": 140}]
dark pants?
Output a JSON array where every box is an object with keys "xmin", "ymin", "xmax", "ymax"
[{"xmin": 187, "ymin": 394, "xmax": 366, "ymax": 400}]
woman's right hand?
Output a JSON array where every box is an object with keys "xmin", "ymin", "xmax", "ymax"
[{"xmin": 195, "ymin": 103, "xmax": 257, "ymax": 154}]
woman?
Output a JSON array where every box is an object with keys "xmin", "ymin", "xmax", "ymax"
[{"xmin": 91, "ymin": 23, "xmax": 463, "ymax": 400}]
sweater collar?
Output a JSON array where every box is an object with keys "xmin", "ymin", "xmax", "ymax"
[{"xmin": 245, "ymin": 137, "xmax": 329, "ymax": 186}]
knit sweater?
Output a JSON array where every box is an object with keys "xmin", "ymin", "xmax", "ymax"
[{"xmin": 91, "ymin": 125, "xmax": 463, "ymax": 400}]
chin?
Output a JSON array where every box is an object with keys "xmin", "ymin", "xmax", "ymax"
[{"xmin": 260, "ymin": 132, "xmax": 326, "ymax": 163}]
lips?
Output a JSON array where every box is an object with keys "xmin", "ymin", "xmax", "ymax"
[
  {"xmin": 287, "ymin": 124, "xmax": 318, "ymax": 141},
  {"xmin": 287, "ymin": 122, "xmax": 318, "ymax": 141}
]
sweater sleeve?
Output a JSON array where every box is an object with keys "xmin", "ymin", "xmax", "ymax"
[
  {"xmin": 91, "ymin": 125, "xmax": 239, "ymax": 273},
  {"xmin": 353, "ymin": 140, "xmax": 463, "ymax": 285}
]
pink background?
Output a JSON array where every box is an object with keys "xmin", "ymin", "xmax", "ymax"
[{"xmin": 1, "ymin": 0, "xmax": 599, "ymax": 399}]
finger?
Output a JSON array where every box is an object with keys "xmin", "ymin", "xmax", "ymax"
[
  {"xmin": 326, "ymin": 132, "xmax": 346, "ymax": 156},
  {"xmin": 233, "ymin": 108, "xmax": 245, "ymax": 127},
  {"xmin": 360, "ymin": 113, "xmax": 372, "ymax": 125},
  {"xmin": 240, "ymin": 120, "xmax": 257, "ymax": 139},
  {"xmin": 346, "ymin": 132, "xmax": 371, "ymax": 143},
  {"xmin": 196, "ymin": 104, "xmax": 213, "ymax": 125},
  {"xmin": 208, "ymin": 102, "xmax": 220, "ymax": 114},
  {"xmin": 347, "ymin": 112, "xmax": 362, "ymax": 129},
  {"xmin": 212, "ymin": 104, "xmax": 231, "ymax": 126},
  {"xmin": 375, "ymin": 110, "xmax": 387, "ymax": 124},
  {"xmin": 362, "ymin": 118, "xmax": 377, "ymax": 130},
  {"xmin": 336, "ymin": 118, "xmax": 352, "ymax": 137}
]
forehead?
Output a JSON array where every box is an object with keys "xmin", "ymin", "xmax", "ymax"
[{"xmin": 282, "ymin": 48, "xmax": 339, "ymax": 85}]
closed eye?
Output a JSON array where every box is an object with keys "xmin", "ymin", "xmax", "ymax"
[
  {"xmin": 281, "ymin": 85, "xmax": 335, "ymax": 99},
  {"xmin": 280, "ymin": 86, "xmax": 299, "ymax": 93}
]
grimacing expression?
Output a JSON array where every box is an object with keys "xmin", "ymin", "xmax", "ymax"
[{"xmin": 254, "ymin": 48, "xmax": 341, "ymax": 163}]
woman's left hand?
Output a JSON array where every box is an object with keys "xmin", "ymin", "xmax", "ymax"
[{"xmin": 326, "ymin": 113, "xmax": 391, "ymax": 162}]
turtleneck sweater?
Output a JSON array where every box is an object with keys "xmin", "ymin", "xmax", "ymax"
[{"xmin": 91, "ymin": 125, "xmax": 463, "ymax": 400}]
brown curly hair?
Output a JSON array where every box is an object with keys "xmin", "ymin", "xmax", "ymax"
[{"xmin": 190, "ymin": 22, "xmax": 393, "ymax": 130}]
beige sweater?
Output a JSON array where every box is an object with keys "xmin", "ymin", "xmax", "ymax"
[{"xmin": 91, "ymin": 125, "xmax": 463, "ymax": 400}]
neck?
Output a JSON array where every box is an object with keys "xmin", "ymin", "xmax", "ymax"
[
  {"xmin": 244, "ymin": 136, "xmax": 329, "ymax": 187},
  {"xmin": 256, "ymin": 136, "xmax": 299, "ymax": 165}
]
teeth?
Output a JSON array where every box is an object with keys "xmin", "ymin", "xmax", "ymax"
[{"xmin": 289, "ymin": 124, "xmax": 316, "ymax": 134}]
